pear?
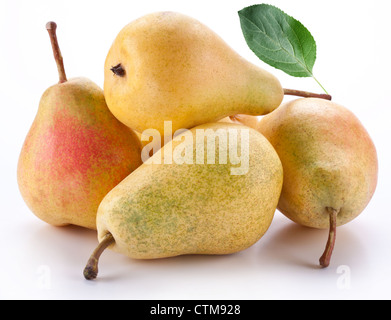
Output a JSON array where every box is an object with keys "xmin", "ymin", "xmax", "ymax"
[
  {"xmin": 233, "ymin": 98, "xmax": 378, "ymax": 267},
  {"xmin": 17, "ymin": 22, "xmax": 143, "ymax": 230},
  {"xmin": 103, "ymin": 11, "xmax": 285, "ymax": 137},
  {"xmin": 84, "ymin": 123, "xmax": 283, "ymax": 279}
]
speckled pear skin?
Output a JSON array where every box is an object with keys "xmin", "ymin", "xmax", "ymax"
[
  {"xmin": 97, "ymin": 123, "xmax": 283, "ymax": 259},
  {"xmin": 104, "ymin": 11, "xmax": 283, "ymax": 137},
  {"xmin": 257, "ymin": 98, "xmax": 378, "ymax": 229},
  {"xmin": 17, "ymin": 78, "xmax": 143, "ymax": 229}
]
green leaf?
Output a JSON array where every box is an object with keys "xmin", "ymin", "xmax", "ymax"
[{"xmin": 238, "ymin": 4, "xmax": 317, "ymax": 78}]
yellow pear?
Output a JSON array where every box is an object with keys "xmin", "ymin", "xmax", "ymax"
[
  {"xmin": 103, "ymin": 11, "xmax": 284, "ymax": 137},
  {"xmin": 232, "ymin": 98, "xmax": 378, "ymax": 267},
  {"xmin": 17, "ymin": 22, "xmax": 143, "ymax": 229},
  {"xmin": 84, "ymin": 123, "xmax": 283, "ymax": 279}
]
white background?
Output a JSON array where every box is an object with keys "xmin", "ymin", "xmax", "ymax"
[{"xmin": 1, "ymin": 0, "xmax": 390, "ymax": 300}]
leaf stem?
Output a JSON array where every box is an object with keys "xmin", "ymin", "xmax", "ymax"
[
  {"xmin": 312, "ymin": 76, "xmax": 329, "ymax": 95},
  {"xmin": 283, "ymin": 88, "xmax": 332, "ymax": 101}
]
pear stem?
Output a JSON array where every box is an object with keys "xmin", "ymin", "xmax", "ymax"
[
  {"xmin": 319, "ymin": 207, "xmax": 339, "ymax": 268},
  {"xmin": 84, "ymin": 233, "xmax": 115, "ymax": 280},
  {"xmin": 284, "ymin": 88, "xmax": 332, "ymax": 101},
  {"xmin": 46, "ymin": 21, "xmax": 67, "ymax": 83}
]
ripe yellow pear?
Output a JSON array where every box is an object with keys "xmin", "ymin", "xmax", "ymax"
[
  {"xmin": 17, "ymin": 22, "xmax": 143, "ymax": 229},
  {"xmin": 103, "ymin": 11, "xmax": 284, "ymax": 137},
  {"xmin": 232, "ymin": 98, "xmax": 378, "ymax": 267},
  {"xmin": 84, "ymin": 123, "xmax": 283, "ymax": 279}
]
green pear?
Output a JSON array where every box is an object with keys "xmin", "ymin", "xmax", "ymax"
[
  {"xmin": 233, "ymin": 98, "xmax": 378, "ymax": 267},
  {"xmin": 17, "ymin": 22, "xmax": 143, "ymax": 229},
  {"xmin": 84, "ymin": 123, "xmax": 283, "ymax": 279},
  {"xmin": 103, "ymin": 11, "xmax": 284, "ymax": 137}
]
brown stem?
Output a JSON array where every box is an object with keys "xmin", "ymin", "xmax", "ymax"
[
  {"xmin": 319, "ymin": 207, "xmax": 339, "ymax": 268},
  {"xmin": 284, "ymin": 88, "xmax": 332, "ymax": 101},
  {"xmin": 46, "ymin": 21, "xmax": 67, "ymax": 83},
  {"xmin": 83, "ymin": 233, "xmax": 115, "ymax": 280}
]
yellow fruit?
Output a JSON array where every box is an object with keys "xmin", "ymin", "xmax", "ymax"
[
  {"xmin": 84, "ymin": 123, "xmax": 283, "ymax": 279},
  {"xmin": 104, "ymin": 12, "xmax": 283, "ymax": 137}
]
